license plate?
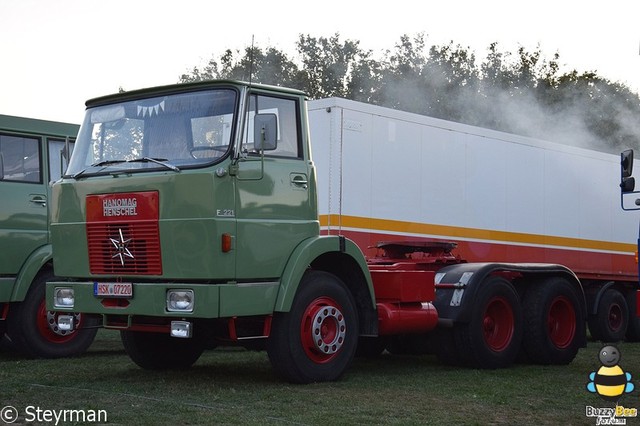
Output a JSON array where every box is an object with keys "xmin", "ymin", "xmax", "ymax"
[{"xmin": 94, "ymin": 282, "xmax": 133, "ymax": 298}]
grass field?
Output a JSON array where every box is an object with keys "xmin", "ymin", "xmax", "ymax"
[{"xmin": 1, "ymin": 331, "xmax": 639, "ymax": 425}]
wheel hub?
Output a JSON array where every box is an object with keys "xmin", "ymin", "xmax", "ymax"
[
  {"xmin": 311, "ymin": 306, "xmax": 346, "ymax": 354},
  {"xmin": 483, "ymin": 296, "xmax": 514, "ymax": 351},
  {"xmin": 609, "ymin": 304, "xmax": 623, "ymax": 331},
  {"xmin": 547, "ymin": 296, "xmax": 576, "ymax": 349}
]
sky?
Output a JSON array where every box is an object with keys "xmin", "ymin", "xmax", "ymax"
[{"xmin": 1, "ymin": 0, "xmax": 639, "ymax": 125}]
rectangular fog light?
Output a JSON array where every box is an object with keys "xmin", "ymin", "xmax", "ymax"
[
  {"xmin": 170, "ymin": 321, "xmax": 192, "ymax": 338},
  {"xmin": 167, "ymin": 290, "xmax": 194, "ymax": 312},
  {"xmin": 58, "ymin": 315, "xmax": 75, "ymax": 331},
  {"xmin": 54, "ymin": 287, "xmax": 75, "ymax": 308}
]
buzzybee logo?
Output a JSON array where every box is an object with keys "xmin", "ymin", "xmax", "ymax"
[
  {"xmin": 587, "ymin": 345, "xmax": 634, "ymax": 401},
  {"xmin": 585, "ymin": 345, "xmax": 637, "ymax": 425}
]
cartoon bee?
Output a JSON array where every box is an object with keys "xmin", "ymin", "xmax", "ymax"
[{"xmin": 587, "ymin": 345, "xmax": 635, "ymax": 401}]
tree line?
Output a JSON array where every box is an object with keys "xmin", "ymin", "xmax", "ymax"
[{"xmin": 179, "ymin": 33, "xmax": 640, "ymax": 153}]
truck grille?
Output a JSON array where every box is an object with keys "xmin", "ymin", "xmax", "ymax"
[
  {"xmin": 87, "ymin": 222, "xmax": 162, "ymax": 275},
  {"xmin": 86, "ymin": 191, "xmax": 162, "ymax": 275}
]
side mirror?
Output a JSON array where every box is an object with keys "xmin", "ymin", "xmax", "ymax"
[
  {"xmin": 621, "ymin": 177, "xmax": 636, "ymax": 193},
  {"xmin": 253, "ymin": 113, "xmax": 277, "ymax": 151},
  {"xmin": 621, "ymin": 150, "xmax": 635, "ymax": 193},
  {"xmin": 60, "ymin": 139, "xmax": 74, "ymax": 177},
  {"xmin": 621, "ymin": 149, "xmax": 634, "ymax": 178}
]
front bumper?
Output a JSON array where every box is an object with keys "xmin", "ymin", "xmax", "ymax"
[{"xmin": 46, "ymin": 280, "xmax": 280, "ymax": 319}]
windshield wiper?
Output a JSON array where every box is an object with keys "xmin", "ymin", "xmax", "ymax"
[
  {"xmin": 72, "ymin": 159, "xmax": 128, "ymax": 179},
  {"xmin": 92, "ymin": 159, "xmax": 127, "ymax": 167},
  {"xmin": 128, "ymin": 157, "xmax": 180, "ymax": 172},
  {"xmin": 72, "ymin": 157, "xmax": 180, "ymax": 179}
]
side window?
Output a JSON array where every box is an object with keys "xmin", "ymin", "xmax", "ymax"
[
  {"xmin": 245, "ymin": 95, "xmax": 301, "ymax": 158},
  {"xmin": 0, "ymin": 134, "xmax": 41, "ymax": 183},
  {"xmin": 48, "ymin": 138, "xmax": 74, "ymax": 183},
  {"xmin": 190, "ymin": 114, "xmax": 233, "ymax": 160}
]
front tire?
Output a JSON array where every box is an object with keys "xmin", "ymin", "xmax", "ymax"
[
  {"xmin": 6, "ymin": 270, "xmax": 98, "ymax": 358},
  {"xmin": 267, "ymin": 270, "xmax": 358, "ymax": 383},
  {"xmin": 121, "ymin": 330, "xmax": 205, "ymax": 370}
]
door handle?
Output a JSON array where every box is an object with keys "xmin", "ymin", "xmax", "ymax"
[
  {"xmin": 291, "ymin": 174, "xmax": 308, "ymax": 189},
  {"xmin": 30, "ymin": 195, "xmax": 47, "ymax": 207}
]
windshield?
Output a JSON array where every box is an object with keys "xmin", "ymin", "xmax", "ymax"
[{"xmin": 66, "ymin": 89, "xmax": 237, "ymax": 177}]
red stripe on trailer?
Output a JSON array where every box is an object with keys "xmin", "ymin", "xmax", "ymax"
[{"xmin": 324, "ymin": 227, "xmax": 638, "ymax": 283}]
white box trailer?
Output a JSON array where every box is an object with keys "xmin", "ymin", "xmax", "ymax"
[{"xmin": 309, "ymin": 97, "xmax": 640, "ymax": 344}]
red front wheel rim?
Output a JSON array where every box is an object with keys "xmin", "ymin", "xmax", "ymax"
[
  {"xmin": 300, "ymin": 296, "xmax": 346, "ymax": 364},
  {"xmin": 36, "ymin": 299, "xmax": 82, "ymax": 344}
]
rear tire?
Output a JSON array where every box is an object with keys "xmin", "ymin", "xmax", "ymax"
[
  {"xmin": 522, "ymin": 277, "xmax": 584, "ymax": 364},
  {"xmin": 588, "ymin": 288, "xmax": 628, "ymax": 342},
  {"xmin": 6, "ymin": 270, "xmax": 98, "ymax": 358},
  {"xmin": 625, "ymin": 290, "xmax": 640, "ymax": 342},
  {"xmin": 453, "ymin": 276, "xmax": 523, "ymax": 368},
  {"xmin": 267, "ymin": 270, "xmax": 358, "ymax": 383},
  {"xmin": 121, "ymin": 330, "xmax": 205, "ymax": 370}
]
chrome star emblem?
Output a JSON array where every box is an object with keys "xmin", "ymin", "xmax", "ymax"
[{"xmin": 110, "ymin": 228, "xmax": 134, "ymax": 266}]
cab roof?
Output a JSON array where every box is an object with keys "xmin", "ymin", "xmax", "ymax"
[{"xmin": 86, "ymin": 80, "xmax": 308, "ymax": 108}]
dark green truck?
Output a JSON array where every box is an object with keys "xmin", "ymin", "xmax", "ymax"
[{"xmin": 0, "ymin": 114, "xmax": 97, "ymax": 357}]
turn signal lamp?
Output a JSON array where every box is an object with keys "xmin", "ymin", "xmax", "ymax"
[{"xmin": 222, "ymin": 233, "xmax": 233, "ymax": 253}]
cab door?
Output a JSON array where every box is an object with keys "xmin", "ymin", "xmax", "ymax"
[
  {"xmin": 0, "ymin": 133, "xmax": 47, "ymax": 276},
  {"xmin": 234, "ymin": 93, "xmax": 317, "ymax": 280}
]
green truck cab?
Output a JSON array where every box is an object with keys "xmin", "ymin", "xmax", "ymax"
[
  {"xmin": 0, "ymin": 114, "xmax": 97, "ymax": 357},
  {"xmin": 46, "ymin": 81, "xmax": 377, "ymax": 383}
]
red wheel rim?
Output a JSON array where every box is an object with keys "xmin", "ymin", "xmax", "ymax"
[
  {"xmin": 482, "ymin": 296, "xmax": 514, "ymax": 351},
  {"xmin": 300, "ymin": 297, "xmax": 346, "ymax": 364},
  {"xmin": 547, "ymin": 296, "xmax": 576, "ymax": 349},
  {"xmin": 607, "ymin": 302, "xmax": 624, "ymax": 332},
  {"xmin": 36, "ymin": 299, "xmax": 83, "ymax": 344}
]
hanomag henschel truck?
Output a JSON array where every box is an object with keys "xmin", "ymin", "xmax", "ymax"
[
  {"xmin": 0, "ymin": 114, "xmax": 98, "ymax": 357},
  {"xmin": 45, "ymin": 80, "xmax": 637, "ymax": 383}
]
